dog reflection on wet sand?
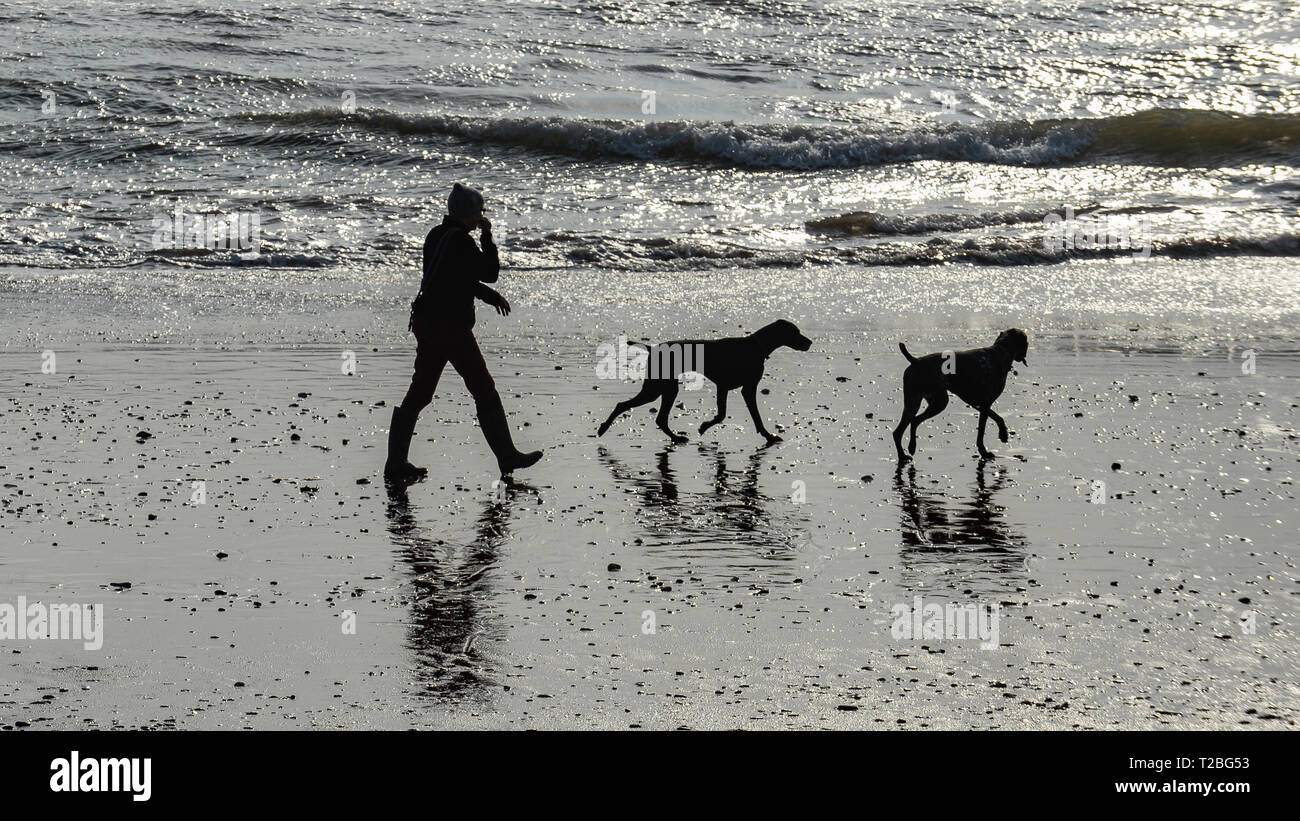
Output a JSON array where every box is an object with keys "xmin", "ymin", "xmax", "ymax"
[
  {"xmin": 598, "ymin": 442, "xmax": 796, "ymax": 559},
  {"xmin": 894, "ymin": 462, "xmax": 1027, "ymax": 582}
]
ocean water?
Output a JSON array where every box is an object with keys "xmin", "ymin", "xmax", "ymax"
[{"xmin": 1, "ymin": 0, "xmax": 1298, "ymax": 333}]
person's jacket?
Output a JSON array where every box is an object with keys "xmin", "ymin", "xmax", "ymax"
[{"xmin": 410, "ymin": 214, "xmax": 499, "ymax": 330}]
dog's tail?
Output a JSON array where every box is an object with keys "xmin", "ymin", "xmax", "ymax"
[{"xmin": 898, "ymin": 343, "xmax": 918, "ymax": 364}]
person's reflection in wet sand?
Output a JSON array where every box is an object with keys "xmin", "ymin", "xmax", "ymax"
[
  {"xmin": 384, "ymin": 477, "xmax": 535, "ymax": 699},
  {"xmin": 894, "ymin": 460, "xmax": 1027, "ymax": 589}
]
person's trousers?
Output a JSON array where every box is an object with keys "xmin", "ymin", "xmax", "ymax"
[{"xmin": 400, "ymin": 316, "xmax": 503, "ymax": 418}]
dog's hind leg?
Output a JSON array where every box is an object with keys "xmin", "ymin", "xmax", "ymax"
[
  {"xmin": 698, "ymin": 387, "xmax": 729, "ymax": 436},
  {"xmin": 893, "ymin": 391, "xmax": 922, "ymax": 464},
  {"xmin": 907, "ymin": 392, "xmax": 948, "ymax": 456},
  {"xmin": 655, "ymin": 381, "xmax": 688, "ymax": 443},
  {"xmin": 742, "ymin": 382, "xmax": 780, "ymax": 444},
  {"xmin": 598, "ymin": 382, "xmax": 662, "ymax": 437}
]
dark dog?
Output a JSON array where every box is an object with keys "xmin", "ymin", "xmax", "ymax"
[
  {"xmin": 597, "ymin": 320, "xmax": 812, "ymax": 444},
  {"xmin": 891, "ymin": 329, "xmax": 1028, "ymax": 464}
]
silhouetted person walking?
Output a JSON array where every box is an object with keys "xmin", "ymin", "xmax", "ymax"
[{"xmin": 385, "ymin": 183, "xmax": 543, "ymax": 482}]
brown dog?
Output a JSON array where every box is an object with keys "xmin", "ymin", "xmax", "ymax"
[
  {"xmin": 891, "ymin": 329, "xmax": 1028, "ymax": 464},
  {"xmin": 597, "ymin": 320, "xmax": 812, "ymax": 444}
]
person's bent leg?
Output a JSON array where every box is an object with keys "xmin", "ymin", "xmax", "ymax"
[{"xmin": 448, "ymin": 331, "xmax": 542, "ymax": 475}]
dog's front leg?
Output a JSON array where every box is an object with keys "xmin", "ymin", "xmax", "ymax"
[
  {"xmin": 742, "ymin": 383, "xmax": 781, "ymax": 444},
  {"xmin": 699, "ymin": 387, "xmax": 729, "ymax": 436},
  {"xmin": 976, "ymin": 409, "xmax": 994, "ymax": 459},
  {"xmin": 986, "ymin": 407, "xmax": 1010, "ymax": 443}
]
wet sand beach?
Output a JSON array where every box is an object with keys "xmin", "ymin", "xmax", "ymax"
[{"xmin": 2, "ymin": 258, "xmax": 1296, "ymax": 729}]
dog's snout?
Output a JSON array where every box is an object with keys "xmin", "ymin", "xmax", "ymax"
[{"xmin": 796, "ymin": 335, "xmax": 812, "ymax": 351}]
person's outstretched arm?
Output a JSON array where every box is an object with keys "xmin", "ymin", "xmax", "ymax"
[{"xmin": 475, "ymin": 282, "xmax": 510, "ymax": 316}]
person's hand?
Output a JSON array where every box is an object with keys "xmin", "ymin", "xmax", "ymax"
[
  {"xmin": 479, "ymin": 216, "xmax": 492, "ymax": 234},
  {"xmin": 485, "ymin": 288, "xmax": 510, "ymax": 316}
]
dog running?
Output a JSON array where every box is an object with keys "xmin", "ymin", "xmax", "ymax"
[
  {"xmin": 891, "ymin": 328, "xmax": 1028, "ymax": 464},
  {"xmin": 597, "ymin": 319, "xmax": 812, "ymax": 445}
]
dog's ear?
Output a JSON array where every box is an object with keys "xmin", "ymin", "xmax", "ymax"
[
  {"xmin": 997, "ymin": 328, "xmax": 1029, "ymax": 364},
  {"xmin": 759, "ymin": 319, "xmax": 792, "ymax": 341}
]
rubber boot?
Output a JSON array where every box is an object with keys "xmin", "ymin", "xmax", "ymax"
[
  {"xmin": 478, "ymin": 405, "xmax": 542, "ymax": 475},
  {"xmin": 384, "ymin": 406, "xmax": 428, "ymax": 482}
]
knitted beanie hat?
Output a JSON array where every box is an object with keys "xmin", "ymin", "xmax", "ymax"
[{"xmin": 448, "ymin": 183, "xmax": 485, "ymax": 219}]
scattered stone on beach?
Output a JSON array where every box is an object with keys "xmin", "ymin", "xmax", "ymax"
[{"xmin": 3, "ymin": 324, "xmax": 1294, "ymax": 730}]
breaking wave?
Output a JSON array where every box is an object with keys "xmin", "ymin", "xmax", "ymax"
[{"xmin": 235, "ymin": 107, "xmax": 1300, "ymax": 170}]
